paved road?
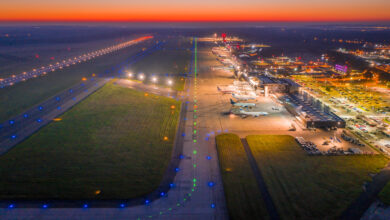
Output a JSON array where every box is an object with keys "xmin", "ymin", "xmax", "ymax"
[
  {"xmin": 241, "ymin": 138, "xmax": 280, "ymax": 220},
  {"xmin": 340, "ymin": 163, "xmax": 390, "ymax": 220}
]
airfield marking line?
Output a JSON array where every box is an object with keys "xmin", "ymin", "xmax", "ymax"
[{"xmin": 241, "ymin": 138, "xmax": 281, "ymax": 220}]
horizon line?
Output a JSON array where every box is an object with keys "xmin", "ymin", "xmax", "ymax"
[{"xmin": 1, "ymin": 19, "xmax": 390, "ymax": 23}]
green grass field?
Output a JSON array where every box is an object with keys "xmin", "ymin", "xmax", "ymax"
[
  {"xmin": 0, "ymin": 82, "xmax": 181, "ymax": 200},
  {"xmin": 246, "ymin": 135, "xmax": 389, "ymax": 219},
  {"xmin": 379, "ymin": 182, "xmax": 390, "ymax": 205},
  {"xmin": 216, "ymin": 133, "xmax": 270, "ymax": 220},
  {"xmin": 0, "ymin": 42, "xmax": 151, "ymax": 122}
]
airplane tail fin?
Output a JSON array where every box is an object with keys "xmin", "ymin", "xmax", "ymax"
[
  {"xmin": 217, "ymin": 86, "xmax": 221, "ymax": 91},
  {"xmin": 230, "ymin": 99, "xmax": 235, "ymax": 104}
]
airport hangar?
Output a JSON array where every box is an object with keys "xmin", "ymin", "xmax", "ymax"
[{"xmin": 251, "ymin": 75, "xmax": 346, "ymax": 129}]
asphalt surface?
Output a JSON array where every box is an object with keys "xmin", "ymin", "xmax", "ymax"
[
  {"xmin": 340, "ymin": 163, "xmax": 390, "ymax": 220},
  {"xmin": 241, "ymin": 138, "xmax": 280, "ymax": 220}
]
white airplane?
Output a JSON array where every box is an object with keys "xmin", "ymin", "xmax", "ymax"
[
  {"xmin": 239, "ymin": 108, "xmax": 268, "ymax": 117},
  {"xmin": 232, "ymin": 93, "xmax": 257, "ymax": 101},
  {"xmin": 239, "ymin": 54, "xmax": 250, "ymax": 58},
  {"xmin": 230, "ymin": 99, "xmax": 256, "ymax": 108},
  {"xmin": 217, "ymin": 86, "xmax": 235, "ymax": 94}
]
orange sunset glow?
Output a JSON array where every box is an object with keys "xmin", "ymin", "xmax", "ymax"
[{"xmin": 1, "ymin": 0, "xmax": 390, "ymax": 22}]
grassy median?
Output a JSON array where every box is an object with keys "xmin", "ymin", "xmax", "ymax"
[
  {"xmin": 246, "ymin": 135, "xmax": 389, "ymax": 219},
  {"xmin": 0, "ymin": 82, "xmax": 181, "ymax": 200},
  {"xmin": 216, "ymin": 133, "xmax": 269, "ymax": 220}
]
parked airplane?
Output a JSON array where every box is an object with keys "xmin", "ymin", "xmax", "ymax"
[
  {"xmin": 239, "ymin": 54, "xmax": 250, "ymax": 58},
  {"xmin": 230, "ymin": 99, "xmax": 256, "ymax": 108},
  {"xmin": 239, "ymin": 48, "xmax": 263, "ymax": 58},
  {"xmin": 232, "ymin": 93, "xmax": 257, "ymax": 101},
  {"xmin": 239, "ymin": 108, "xmax": 268, "ymax": 117}
]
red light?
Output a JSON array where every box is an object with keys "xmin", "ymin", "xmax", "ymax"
[{"xmin": 221, "ymin": 33, "xmax": 227, "ymax": 42}]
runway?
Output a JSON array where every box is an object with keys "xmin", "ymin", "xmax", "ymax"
[{"xmin": 0, "ymin": 38, "xmax": 229, "ymax": 220}]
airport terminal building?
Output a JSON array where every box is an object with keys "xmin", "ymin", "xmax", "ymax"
[{"xmin": 256, "ymin": 75, "xmax": 346, "ymax": 129}]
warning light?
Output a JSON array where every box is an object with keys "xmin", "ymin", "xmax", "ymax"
[{"xmin": 221, "ymin": 33, "xmax": 227, "ymax": 42}]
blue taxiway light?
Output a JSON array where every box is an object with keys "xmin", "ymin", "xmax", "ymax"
[
  {"xmin": 69, "ymin": 89, "xmax": 73, "ymax": 93},
  {"xmin": 38, "ymin": 106, "xmax": 43, "ymax": 110},
  {"xmin": 120, "ymin": 203, "xmax": 126, "ymax": 208},
  {"xmin": 145, "ymin": 200, "xmax": 150, "ymax": 205},
  {"xmin": 211, "ymin": 203, "xmax": 216, "ymax": 208},
  {"xmin": 175, "ymin": 167, "xmax": 180, "ymax": 172},
  {"xmin": 23, "ymin": 114, "xmax": 28, "ymax": 118},
  {"xmin": 42, "ymin": 204, "xmax": 48, "ymax": 209},
  {"xmin": 37, "ymin": 119, "xmax": 42, "ymax": 123},
  {"xmin": 11, "ymin": 134, "xmax": 17, "ymax": 139},
  {"xmin": 179, "ymin": 154, "xmax": 185, "ymax": 159},
  {"xmin": 208, "ymin": 181, "xmax": 215, "ymax": 187},
  {"xmin": 9, "ymin": 120, "xmax": 15, "ymax": 125},
  {"xmin": 206, "ymin": 156, "xmax": 212, "ymax": 160},
  {"xmin": 160, "ymin": 192, "xmax": 165, "ymax": 197},
  {"xmin": 181, "ymin": 133, "xmax": 186, "ymax": 137},
  {"xmin": 83, "ymin": 204, "xmax": 88, "ymax": 208},
  {"xmin": 57, "ymin": 106, "xmax": 61, "ymax": 110},
  {"xmin": 8, "ymin": 204, "xmax": 15, "ymax": 209},
  {"xmin": 169, "ymin": 183, "xmax": 175, "ymax": 188},
  {"xmin": 56, "ymin": 97, "xmax": 60, "ymax": 101}
]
